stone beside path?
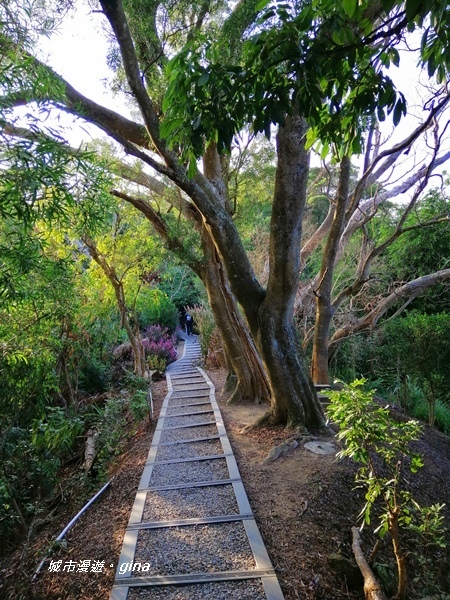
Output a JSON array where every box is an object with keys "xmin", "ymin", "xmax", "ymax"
[{"xmin": 110, "ymin": 334, "xmax": 284, "ymax": 600}]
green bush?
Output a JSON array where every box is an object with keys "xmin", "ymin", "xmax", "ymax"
[
  {"xmin": 78, "ymin": 355, "xmax": 112, "ymax": 393},
  {"xmin": 186, "ymin": 304, "xmax": 216, "ymax": 363},
  {"xmin": 129, "ymin": 390, "xmax": 149, "ymax": 422},
  {"xmin": 136, "ymin": 289, "xmax": 178, "ymax": 330},
  {"xmin": 326, "ymin": 379, "xmax": 447, "ymax": 599},
  {"xmin": 355, "ymin": 312, "xmax": 450, "ymax": 428},
  {"xmin": 31, "ymin": 407, "xmax": 83, "ymax": 454}
]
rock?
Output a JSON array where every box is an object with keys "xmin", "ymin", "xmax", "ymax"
[{"xmin": 304, "ymin": 441, "xmax": 336, "ymax": 455}]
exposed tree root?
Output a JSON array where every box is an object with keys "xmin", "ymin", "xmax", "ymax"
[
  {"xmin": 240, "ymin": 408, "xmax": 283, "ymax": 432},
  {"xmin": 240, "ymin": 408, "xmax": 310, "ymax": 433},
  {"xmin": 221, "ymin": 373, "xmax": 237, "ymax": 395},
  {"xmin": 261, "ymin": 434, "xmax": 317, "ymax": 463},
  {"xmin": 226, "ymin": 387, "xmax": 244, "ymax": 405}
]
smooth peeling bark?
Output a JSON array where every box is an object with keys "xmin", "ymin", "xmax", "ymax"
[{"xmin": 246, "ymin": 114, "xmax": 325, "ymax": 429}]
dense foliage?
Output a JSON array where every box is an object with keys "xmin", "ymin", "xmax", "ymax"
[{"xmin": 1, "ymin": 0, "xmax": 450, "ymax": 569}]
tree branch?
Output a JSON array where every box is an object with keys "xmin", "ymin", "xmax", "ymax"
[
  {"xmin": 329, "ymin": 269, "xmax": 450, "ymax": 348},
  {"xmin": 99, "ymin": 0, "xmax": 166, "ymax": 157},
  {"xmin": 111, "ymin": 189, "xmax": 203, "ymax": 275}
]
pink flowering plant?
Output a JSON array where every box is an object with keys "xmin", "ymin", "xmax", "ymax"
[{"xmin": 141, "ymin": 325, "xmax": 177, "ymax": 372}]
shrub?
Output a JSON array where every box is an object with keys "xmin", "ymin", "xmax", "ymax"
[
  {"xmin": 141, "ymin": 325, "xmax": 177, "ymax": 372},
  {"xmin": 78, "ymin": 355, "xmax": 111, "ymax": 394},
  {"xmin": 326, "ymin": 379, "xmax": 447, "ymax": 599},
  {"xmin": 129, "ymin": 390, "xmax": 149, "ymax": 422},
  {"xmin": 366, "ymin": 312, "xmax": 450, "ymax": 427},
  {"xmin": 136, "ymin": 289, "xmax": 178, "ymax": 330},
  {"xmin": 186, "ymin": 304, "xmax": 216, "ymax": 363}
]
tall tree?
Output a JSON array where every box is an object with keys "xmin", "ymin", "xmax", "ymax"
[{"xmin": 3, "ymin": 0, "xmax": 450, "ymax": 427}]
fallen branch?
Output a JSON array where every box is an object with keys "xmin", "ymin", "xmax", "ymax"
[{"xmin": 352, "ymin": 526, "xmax": 388, "ymax": 600}]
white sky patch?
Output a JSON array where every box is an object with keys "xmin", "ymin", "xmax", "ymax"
[
  {"xmin": 33, "ymin": 1, "xmax": 131, "ymax": 146},
  {"xmin": 12, "ymin": 3, "xmax": 450, "ymax": 198}
]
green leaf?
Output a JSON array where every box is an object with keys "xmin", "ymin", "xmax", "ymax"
[
  {"xmin": 256, "ymin": 0, "xmax": 271, "ymax": 10},
  {"xmin": 382, "ymin": 0, "xmax": 397, "ymax": 13},
  {"xmin": 405, "ymin": 0, "xmax": 423, "ymax": 21},
  {"xmin": 160, "ymin": 117, "xmax": 185, "ymax": 139},
  {"xmin": 389, "ymin": 48, "xmax": 400, "ymax": 67},
  {"xmin": 197, "ymin": 72, "xmax": 209, "ymax": 86},
  {"xmin": 393, "ymin": 97, "xmax": 405, "ymax": 126},
  {"xmin": 320, "ymin": 141, "xmax": 329, "ymax": 159},
  {"xmin": 342, "ymin": 0, "xmax": 358, "ymax": 18}
]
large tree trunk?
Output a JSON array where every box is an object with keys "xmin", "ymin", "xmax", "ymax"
[
  {"xmin": 311, "ymin": 156, "xmax": 351, "ymax": 384},
  {"xmin": 255, "ymin": 304, "xmax": 322, "ymax": 427},
  {"xmin": 202, "ymin": 142, "xmax": 270, "ymax": 405},
  {"xmin": 239, "ymin": 114, "xmax": 325, "ymax": 429},
  {"xmin": 201, "ymin": 232, "xmax": 271, "ymax": 404}
]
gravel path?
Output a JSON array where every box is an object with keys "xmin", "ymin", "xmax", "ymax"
[
  {"xmin": 171, "ymin": 384, "xmax": 210, "ymax": 392},
  {"xmin": 171, "ymin": 377, "xmax": 206, "ymax": 385},
  {"xmin": 127, "ymin": 579, "xmax": 267, "ymax": 599},
  {"xmin": 155, "ymin": 439, "xmax": 223, "ymax": 461},
  {"xmin": 166, "ymin": 404, "xmax": 212, "ymax": 415},
  {"xmin": 169, "ymin": 393, "xmax": 211, "ymax": 404},
  {"xmin": 111, "ymin": 336, "xmax": 284, "ymax": 600},
  {"xmin": 164, "ymin": 412, "xmax": 215, "ymax": 427},
  {"xmin": 134, "ymin": 522, "xmax": 256, "ymax": 575},
  {"xmin": 143, "ymin": 485, "xmax": 239, "ymax": 521},
  {"xmin": 159, "ymin": 423, "xmax": 217, "ymax": 443},
  {"xmin": 149, "ymin": 458, "xmax": 229, "ymax": 486}
]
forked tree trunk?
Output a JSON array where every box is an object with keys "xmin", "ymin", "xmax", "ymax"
[
  {"xmin": 237, "ymin": 114, "xmax": 324, "ymax": 429},
  {"xmin": 122, "ymin": 312, "xmax": 147, "ymax": 378},
  {"xmin": 83, "ymin": 236, "xmax": 147, "ymax": 378},
  {"xmin": 200, "ymin": 218, "xmax": 271, "ymax": 405},
  {"xmin": 202, "ymin": 143, "xmax": 271, "ymax": 405}
]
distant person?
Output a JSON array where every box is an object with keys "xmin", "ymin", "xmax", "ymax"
[{"xmin": 185, "ymin": 312, "xmax": 193, "ymax": 335}]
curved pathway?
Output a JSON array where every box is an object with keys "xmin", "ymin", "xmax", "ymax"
[{"xmin": 110, "ymin": 335, "xmax": 284, "ymax": 600}]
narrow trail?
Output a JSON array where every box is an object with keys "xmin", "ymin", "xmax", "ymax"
[{"xmin": 110, "ymin": 334, "xmax": 284, "ymax": 599}]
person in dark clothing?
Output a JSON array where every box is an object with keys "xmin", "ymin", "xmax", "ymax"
[{"xmin": 185, "ymin": 312, "xmax": 193, "ymax": 335}]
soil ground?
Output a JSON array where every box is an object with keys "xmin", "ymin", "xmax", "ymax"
[{"xmin": 1, "ymin": 363, "xmax": 449, "ymax": 600}]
